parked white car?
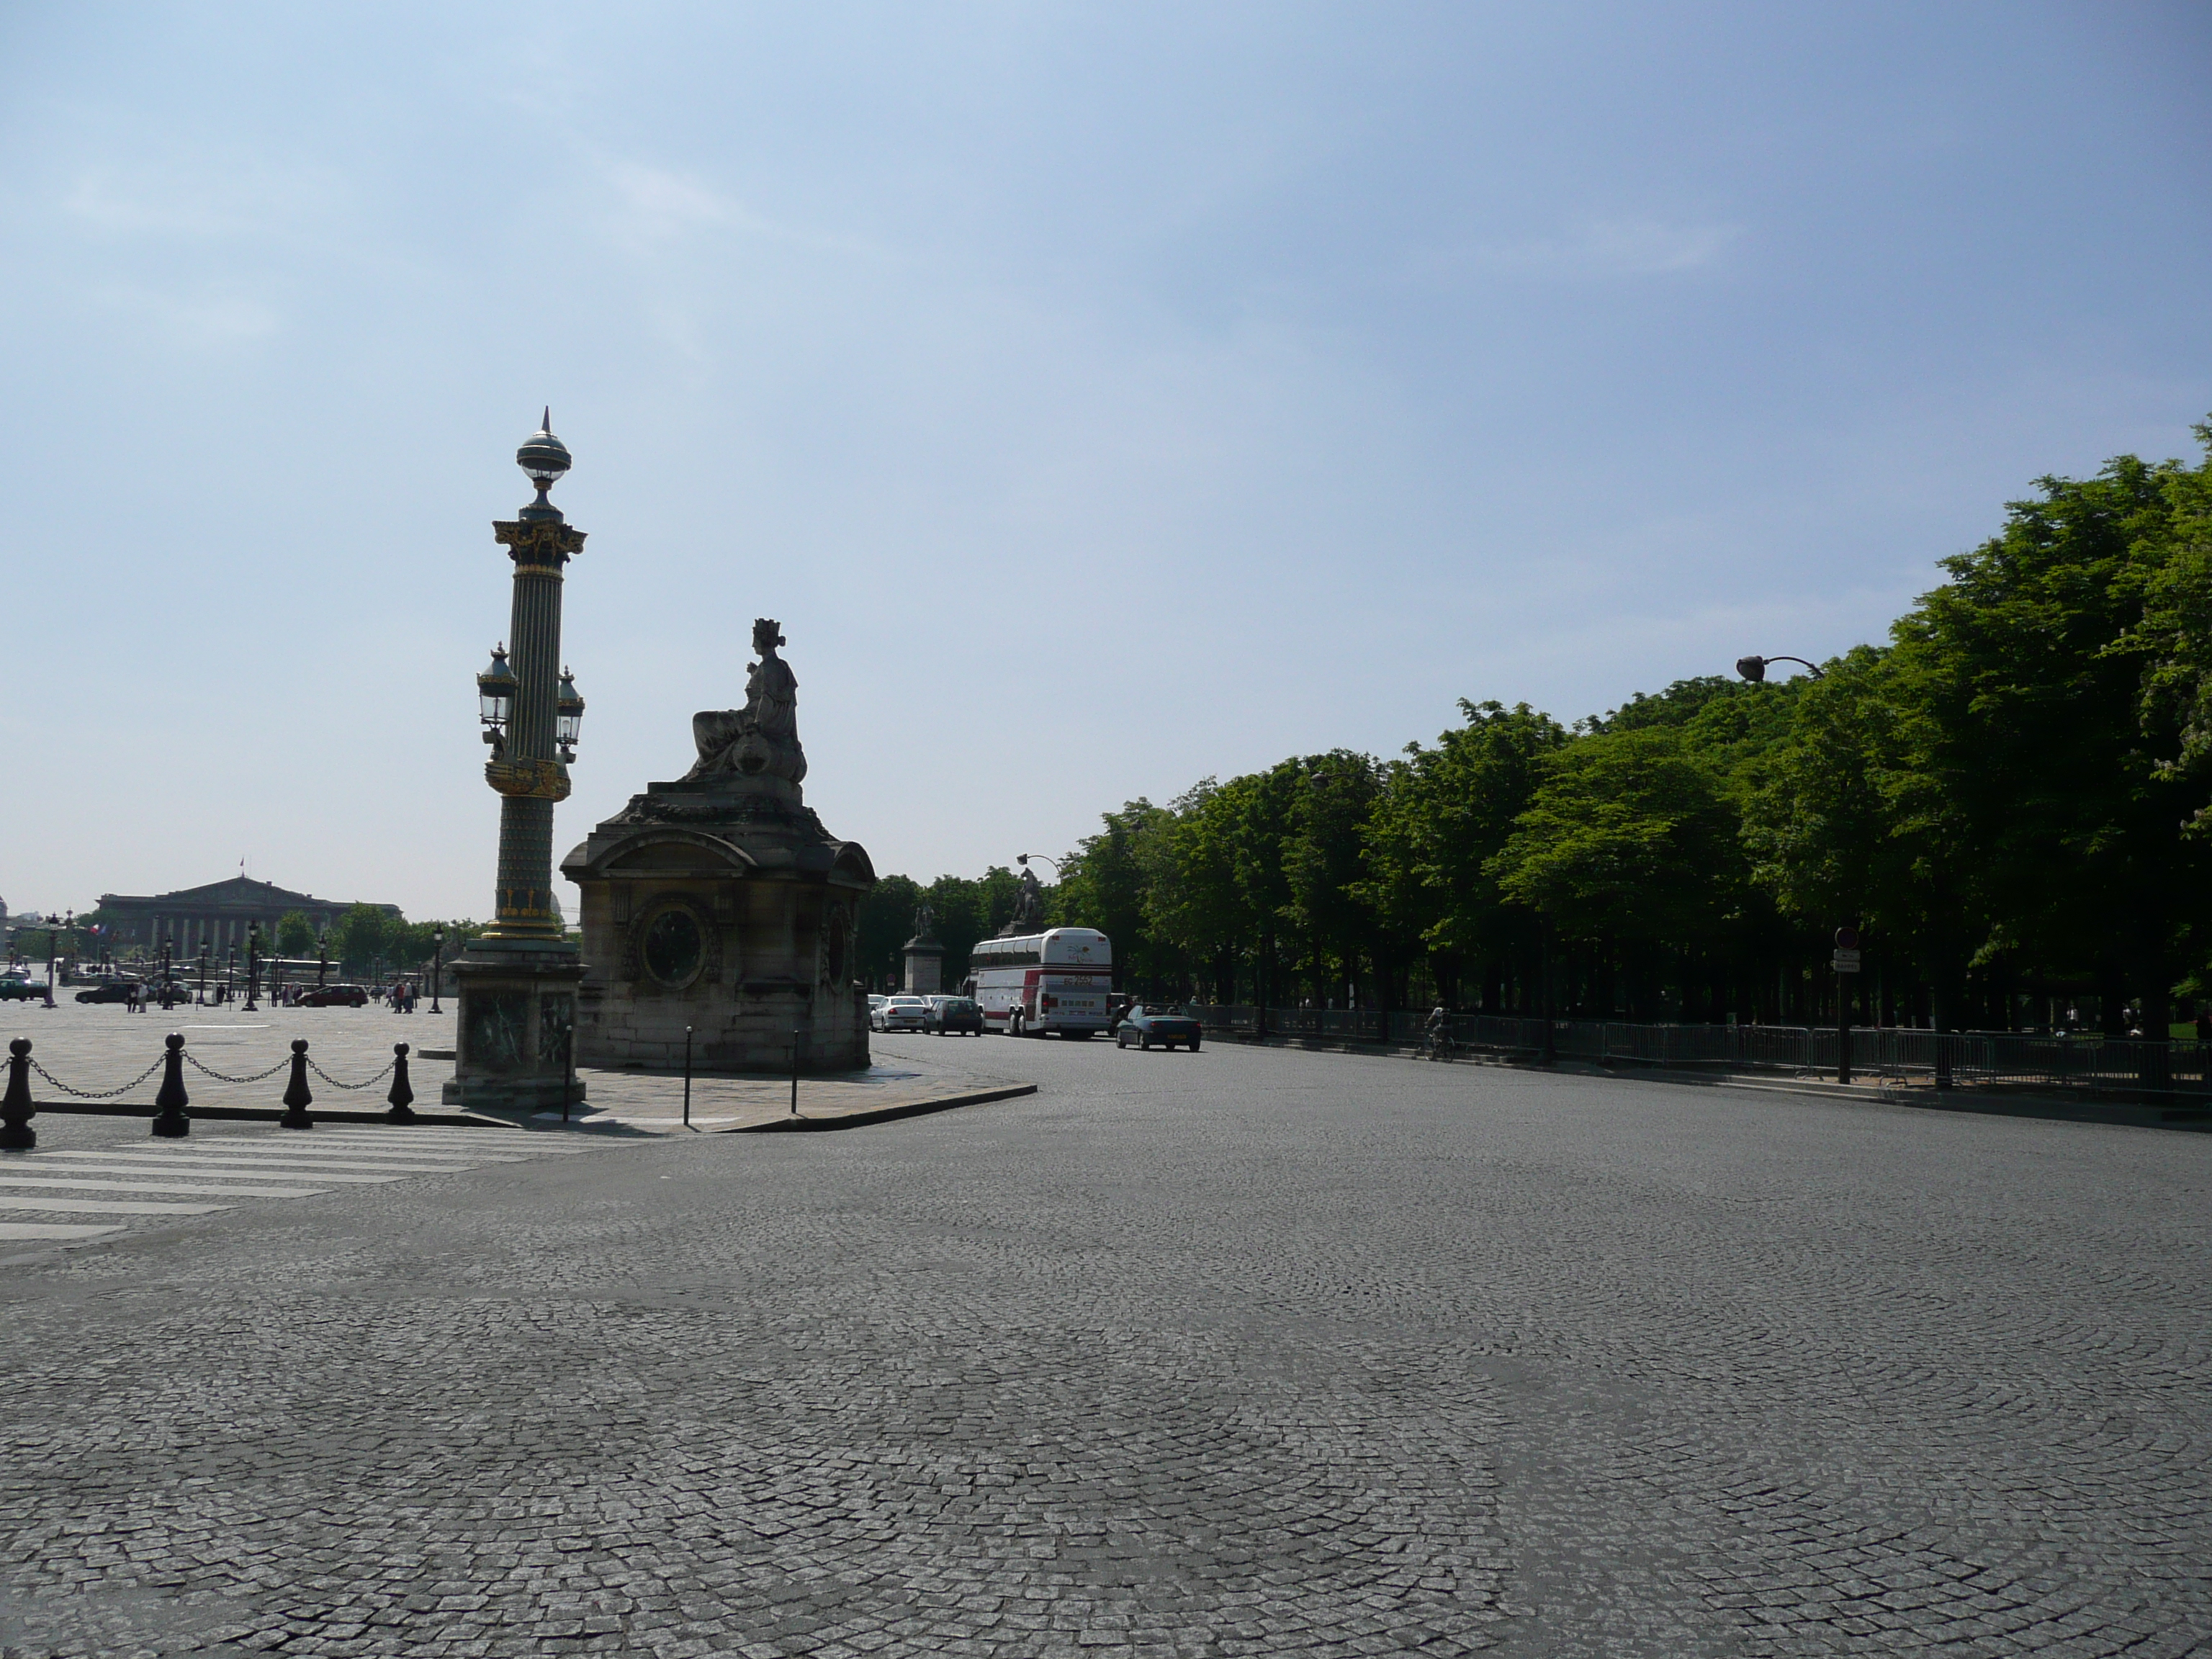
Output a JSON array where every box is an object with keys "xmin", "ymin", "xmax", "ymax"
[
  {"xmin": 868, "ymin": 994, "xmax": 889, "ymax": 1031},
  {"xmin": 878, "ymin": 994, "xmax": 930, "ymax": 1033}
]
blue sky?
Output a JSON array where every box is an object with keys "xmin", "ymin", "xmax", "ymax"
[{"xmin": 3, "ymin": 1, "xmax": 2208, "ymax": 922}]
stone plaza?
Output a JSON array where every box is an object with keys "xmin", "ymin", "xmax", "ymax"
[{"xmin": 1, "ymin": 1030, "xmax": 2206, "ymax": 1656}]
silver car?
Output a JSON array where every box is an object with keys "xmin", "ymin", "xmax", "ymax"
[{"xmin": 878, "ymin": 995, "xmax": 930, "ymax": 1033}]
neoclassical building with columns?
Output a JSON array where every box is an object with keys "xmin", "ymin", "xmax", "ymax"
[{"xmin": 92, "ymin": 876, "xmax": 397, "ymax": 957}]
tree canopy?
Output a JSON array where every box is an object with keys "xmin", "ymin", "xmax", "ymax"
[{"xmin": 863, "ymin": 427, "xmax": 2212, "ymax": 1037}]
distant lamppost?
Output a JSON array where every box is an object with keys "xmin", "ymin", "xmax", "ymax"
[
  {"xmin": 1737, "ymin": 651, "xmax": 1854, "ymax": 1071},
  {"xmin": 430, "ymin": 925, "xmax": 445, "ymax": 1014},
  {"xmin": 1016, "ymin": 853, "xmax": 1060, "ymax": 878},
  {"xmin": 161, "ymin": 934, "xmax": 175, "ymax": 1010},
  {"xmin": 197, "ymin": 940, "xmax": 210, "ymax": 1006},
  {"xmin": 226, "ymin": 944, "xmax": 238, "ymax": 1001},
  {"xmin": 1734, "ymin": 655, "xmax": 1825, "ymax": 683},
  {"xmin": 42, "ymin": 911, "xmax": 71, "ymax": 1010},
  {"xmin": 245, "ymin": 922, "xmax": 261, "ymax": 1012},
  {"xmin": 445, "ymin": 412, "xmax": 590, "ymax": 1115},
  {"xmin": 316, "ymin": 926, "xmax": 329, "ymax": 988}
]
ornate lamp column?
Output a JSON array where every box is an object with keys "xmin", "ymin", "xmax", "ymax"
[{"xmin": 444, "ymin": 413, "xmax": 590, "ymax": 1115}]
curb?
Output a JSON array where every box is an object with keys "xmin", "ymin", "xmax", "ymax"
[
  {"xmin": 1202, "ymin": 1030, "xmax": 2212, "ymax": 1133},
  {"xmin": 730, "ymin": 1082, "xmax": 1038, "ymax": 1133},
  {"xmin": 14, "ymin": 1101, "xmax": 521, "ymax": 1129}
]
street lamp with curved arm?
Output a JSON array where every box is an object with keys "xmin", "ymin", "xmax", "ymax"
[
  {"xmin": 1015, "ymin": 853, "xmax": 1061, "ymax": 878},
  {"xmin": 1735, "ymin": 654, "xmax": 1825, "ymax": 683}
]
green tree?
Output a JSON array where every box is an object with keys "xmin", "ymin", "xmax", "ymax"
[
  {"xmin": 1491, "ymin": 725, "xmax": 1748, "ymax": 1017},
  {"xmin": 1055, "ymin": 800, "xmax": 1176, "ymax": 991},
  {"xmin": 329, "ymin": 903, "xmax": 398, "ymax": 974},
  {"xmin": 1893, "ymin": 449, "xmax": 2206, "ymax": 1033},
  {"xmin": 1279, "ymin": 751, "xmax": 1383, "ymax": 1002},
  {"xmin": 274, "ymin": 911, "xmax": 317, "ymax": 958},
  {"xmin": 1361, "ymin": 701, "xmax": 1567, "ymax": 1007},
  {"xmin": 856, "ymin": 875, "xmax": 923, "ymax": 989},
  {"xmin": 1143, "ymin": 781, "xmax": 1253, "ymax": 1002}
]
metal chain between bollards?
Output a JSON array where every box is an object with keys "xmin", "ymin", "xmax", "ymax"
[
  {"xmin": 182, "ymin": 1052, "xmax": 293, "ymax": 1085},
  {"xmin": 305, "ymin": 1058, "xmax": 397, "ymax": 1092},
  {"xmin": 26, "ymin": 1056, "xmax": 166, "ymax": 1100}
]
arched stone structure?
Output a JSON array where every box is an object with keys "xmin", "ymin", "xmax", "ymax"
[{"xmin": 563, "ymin": 778, "xmax": 875, "ymax": 1072}]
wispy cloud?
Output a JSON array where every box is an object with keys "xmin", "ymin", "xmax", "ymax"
[
  {"xmin": 61, "ymin": 158, "xmax": 341, "ymax": 242},
  {"xmin": 93, "ymin": 282, "xmax": 282, "ymax": 343},
  {"xmin": 591, "ymin": 156, "xmax": 888, "ymax": 261},
  {"xmin": 1426, "ymin": 216, "xmax": 1743, "ymax": 282}
]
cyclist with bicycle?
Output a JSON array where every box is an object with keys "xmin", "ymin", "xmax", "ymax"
[{"xmin": 1424, "ymin": 1003, "xmax": 1454, "ymax": 1061}]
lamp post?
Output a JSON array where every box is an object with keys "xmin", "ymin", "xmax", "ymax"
[
  {"xmin": 245, "ymin": 922, "xmax": 261, "ymax": 1012},
  {"xmin": 1734, "ymin": 655, "xmax": 1825, "ymax": 683},
  {"xmin": 42, "ymin": 911, "xmax": 71, "ymax": 1009},
  {"xmin": 225, "ymin": 944, "xmax": 237, "ymax": 1002},
  {"xmin": 197, "ymin": 940, "xmax": 210, "ymax": 1006},
  {"xmin": 445, "ymin": 412, "xmax": 590, "ymax": 1115},
  {"xmin": 1737, "ymin": 652, "xmax": 1856, "ymax": 1071},
  {"xmin": 316, "ymin": 927, "xmax": 329, "ymax": 989},
  {"xmin": 161, "ymin": 934, "xmax": 174, "ymax": 1010},
  {"xmin": 430, "ymin": 926, "xmax": 445, "ymax": 1014}
]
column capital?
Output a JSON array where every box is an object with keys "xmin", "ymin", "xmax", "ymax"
[{"xmin": 493, "ymin": 518, "xmax": 587, "ymax": 569}]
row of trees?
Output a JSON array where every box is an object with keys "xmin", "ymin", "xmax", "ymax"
[
  {"xmin": 868, "ymin": 426, "xmax": 2212, "ymax": 1037},
  {"xmin": 268, "ymin": 906, "xmax": 486, "ymax": 975}
]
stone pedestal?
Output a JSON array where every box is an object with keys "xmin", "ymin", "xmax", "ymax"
[
  {"xmin": 441, "ymin": 936, "xmax": 585, "ymax": 1114},
  {"xmin": 562, "ymin": 771, "xmax": 875, "ymax": 1073},
  {"xmin": 902, "ymin": 934, "xmax": 944, "ymax": 996}
]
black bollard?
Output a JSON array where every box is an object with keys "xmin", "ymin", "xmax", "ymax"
[
  {"xmin": 152, "ymin": 1033, "xmax": 191, "ymax": 1138},
  {"xmin": 281, "ymin": 1039, "xmax": 314, "ymax": 1130},
  {"xmin": 2, "ymin": 1038, "xmax": 36, "ymax": 1151},
  {"xmin": 386, "ymin": 1042, "xmax": 416, "ymax": 1123}
]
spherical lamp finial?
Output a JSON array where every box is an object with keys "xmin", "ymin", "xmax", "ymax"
[{"xmin": 516, "ymin": 408, "xmax": 572, "ymax": 492}]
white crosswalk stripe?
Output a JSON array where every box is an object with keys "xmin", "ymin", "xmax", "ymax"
[
  {"xmin": 17, "ymin": 1161, "xmax": 406, "ymax": 1184},
  {"xmin": 0, "ymin": 1126, "xmax": 605, "ymax": 1241},
  {"xmin": 0, "ymin": 1195, "xmax": 233, "ymax": 1214},
  {"xmin": 0, "ymin": 1223, "xmax": 128, "ymax": 1241},
  {"xmin": 40, "ymin": 1159, "xmax": 498, "ymax": 1185},
  {"xmin": 0, "ymin": 1177, "xmax": 331, "ymax": 1198}
]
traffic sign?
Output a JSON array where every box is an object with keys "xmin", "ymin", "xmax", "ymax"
[{"xmin": 1832, "ymin": 949, "xmax": 1862, "ymax": 974}]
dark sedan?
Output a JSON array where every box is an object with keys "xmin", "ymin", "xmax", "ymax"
[
  {"xmin": 928, "ymin": 997, "xmax": 985, "ymax": 1035},
  {"xmin": 4, "ymin": 978, "xmax": 51, "ymax": 1002},
  {"xmin": 1114, "ymin": 1004, "xmax": 1203, "ymax": 1051},
  {"xmin": 73, "ymin": 981, "xmax": 143, "ymax": 1004},
  {"xmin": 294, "ymin": 984, "xmax": 369, "ymax": 1007}
]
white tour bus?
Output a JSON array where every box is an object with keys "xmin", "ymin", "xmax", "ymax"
[{"xmin": 966, "ymin": 927, "xmax": 1112, "ymax": 1038}]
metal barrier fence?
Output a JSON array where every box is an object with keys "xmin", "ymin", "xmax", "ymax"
[
  {"xmin": 1183, "ymin": 1006, "xmax": 2212, "ymax": 1099},
  {"xmin": 1, "ymin": 1033, "xmax": 423, "ymax": 1150}
]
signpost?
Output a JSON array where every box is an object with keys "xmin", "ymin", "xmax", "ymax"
[{"xmin": 1833, "ymin": 926, "xmax": 1861, "ymax": 1085}]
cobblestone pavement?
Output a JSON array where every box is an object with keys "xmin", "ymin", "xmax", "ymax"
[{"xmin": 1, "ymin": 1033, "xmax": 2206, "ymax": 1657}]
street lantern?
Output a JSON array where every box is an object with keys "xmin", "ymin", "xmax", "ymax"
[
  {"xmin": 444, "ymin": 411, "xmax": 590, "ymax": 1114},
  {"xmin": 42, "ymin": 910, "xmax": 71, "ymax": 1010},
  {"xmin": 430, "ymin": 925, "xmax": 445, "ymax": 1014},
  {"xmin": 1735, "ymin": 654, "xmax": 1825, "ymax": 683},
  {"xmin": 477, "ymin": 646, "xmax": 517, "ymax": 747},
  {"xmin": 245, "ymin": 921, "xmax": 261, "ymax": 1012},
  {"xmin": 555, "ymin": 667, "xmax": 585, "ymax": 761}
]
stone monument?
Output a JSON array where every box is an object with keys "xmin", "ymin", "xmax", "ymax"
[
  {"xmin": 902, "ymin": 902, "xmax": 944, "ymax": 995},
  {"xmin": 562, "ymin": 620, "xmax": 876, "ymax": 1071}
]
